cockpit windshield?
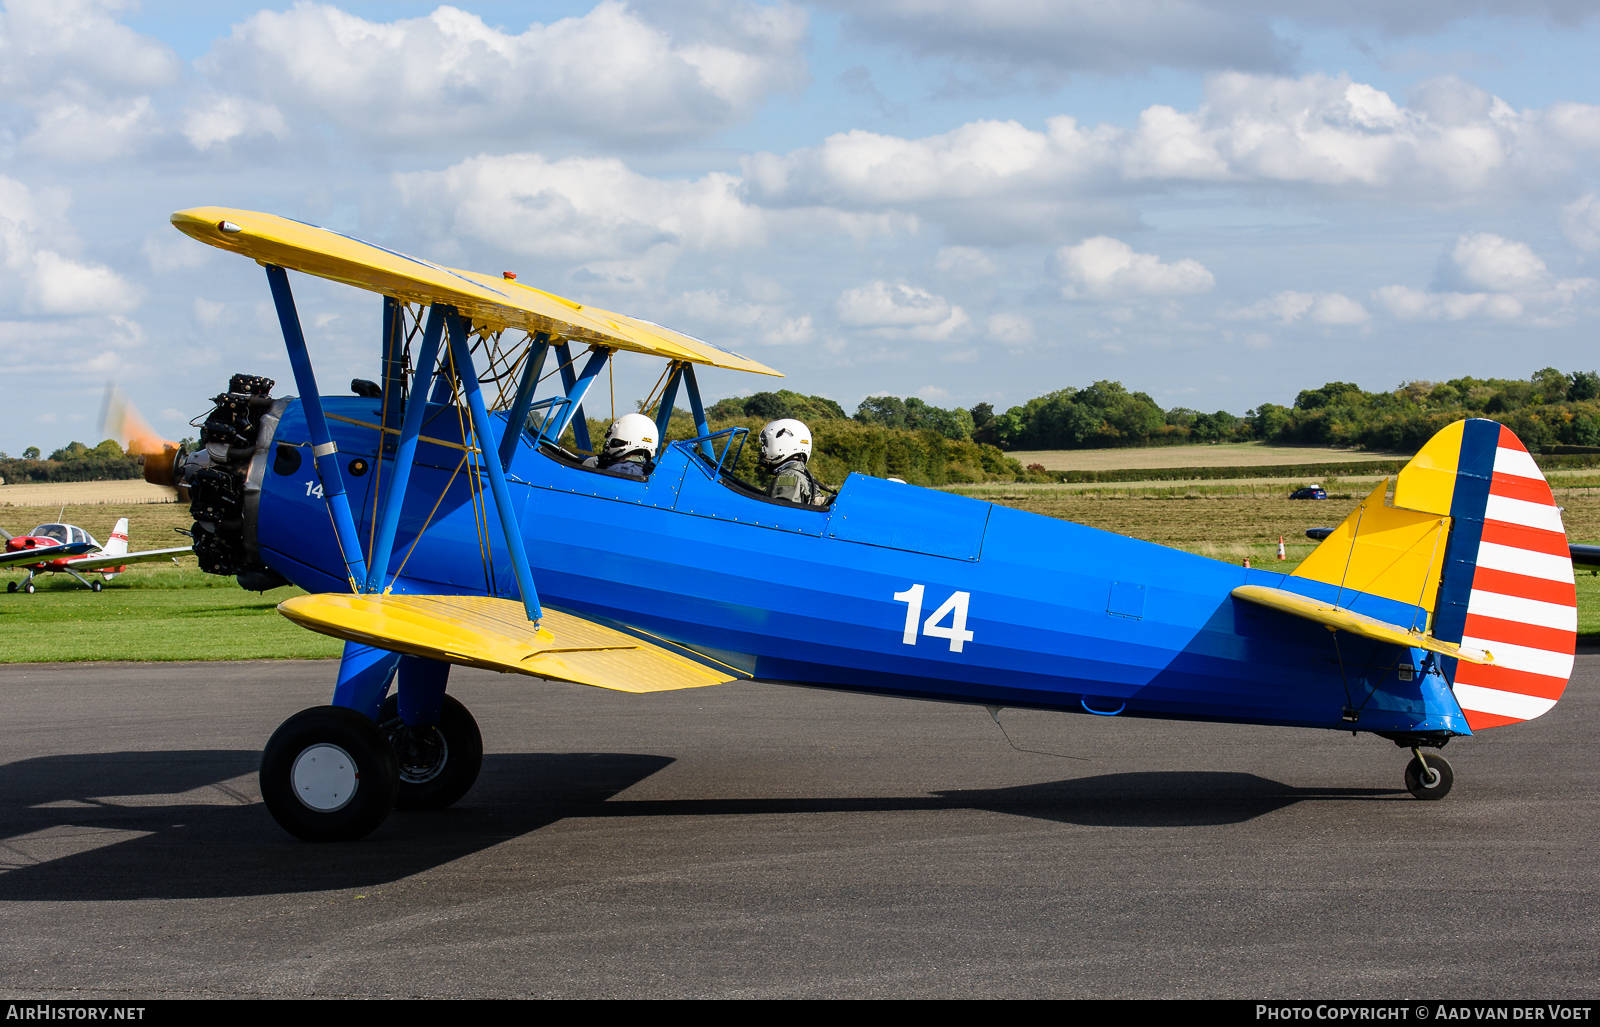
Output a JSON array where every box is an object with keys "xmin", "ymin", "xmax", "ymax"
[{"xmin": 29, "ymin": 524, "xmax": 70, "ymax": 543}]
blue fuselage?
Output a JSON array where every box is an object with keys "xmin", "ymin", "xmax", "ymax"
[{"xmin": 257, "ymin": 398, "xmax": 1469, "ymax": 737}]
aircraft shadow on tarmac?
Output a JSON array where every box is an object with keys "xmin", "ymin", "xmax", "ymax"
[{"xmin": 0, "ymin": 750, "xmax": 1398, "ymax": 901}]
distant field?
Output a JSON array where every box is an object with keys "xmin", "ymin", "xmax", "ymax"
[
  {"xmin": 1007, "ymin": 442, "xmax": 1414, "ymax": 472},
  {"xmin": 0, "ymin": 480, "xmax": 177, "ymax": 507}
]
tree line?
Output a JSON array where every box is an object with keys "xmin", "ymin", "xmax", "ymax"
[
  {"xmin": 709, "ymin": 367, "xmax": 1600, "ymax": 454},
  {"xmin": 0, "ymin": 440, "xmax": 144, "ymax": 485}
]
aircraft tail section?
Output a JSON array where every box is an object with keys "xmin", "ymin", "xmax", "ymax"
[
  {"xmin": 105, "ymin": 518, "xmax": 129, "ymax": 557},
  {"xmin": 1291, "ymin": 418, "xmax": 1574, "ymax": 730},
  {"xmin": 1413, "ymin": 420, "xmax": 1575, "ymax": 728}
]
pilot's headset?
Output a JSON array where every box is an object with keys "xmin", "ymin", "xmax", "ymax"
[
  {"xmin": 759, "ymin": 418, "xmax": 811, "ymax": 467},
  {"xmin": 602, "ymin": 413, "xmax": 658, "ymax": 463}
]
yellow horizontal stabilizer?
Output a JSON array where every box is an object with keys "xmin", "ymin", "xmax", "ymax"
[
  {"xmin": 170, "ymin": 207, "xmax": 781, "ymax": 378},
  {"xmin": 1232, "ymin": 585, "xmax": 1493, "ymax": 665},
  {"xmin": 278, "ymin": 593, "xmax": 743, "ymax": 692}
]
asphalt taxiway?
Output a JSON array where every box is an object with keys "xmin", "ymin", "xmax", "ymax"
[{"xmin": 2, "ymin": 656, "xmax": 1596, "ymax": 999}]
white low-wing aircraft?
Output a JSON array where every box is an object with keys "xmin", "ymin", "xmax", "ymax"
[{"xmin": 0, "ymin": 518, "xmax": 192, "ymax": 593}]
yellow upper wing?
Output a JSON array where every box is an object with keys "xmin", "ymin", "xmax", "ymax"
[
  {"xmin": 171, "ymin": 207, "xmax": 781, "ymax": 378},
  {"xmin": 278, "ymin": 593, "xmax": 745, "ymax": 693}
]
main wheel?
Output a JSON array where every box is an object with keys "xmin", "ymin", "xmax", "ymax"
[
  {"xmin": 22, "ymin": 582, "xmax": 34, "ymax": 594},
  {"xmin": 90, "ymin": 580, "xmax": 103, "ymax": 592},
  {"xmin": 260, "ymin": 706, "xmax": 399, "ymax": 841},
  {"xmin": 6, "ymin": 581, "xmax": 15, "ymax": 593},
  {"xmin": 1404, "ymin": 752, "xmax": 1454, "ymax": 800},
  {"xmin": 378, "ymin": 694, "xmax": 483, "ymax": 811}
]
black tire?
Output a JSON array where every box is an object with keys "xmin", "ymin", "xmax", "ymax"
[
  {"xmin": 260, "ymin": 705, "xmax": 399, "ymax": 841},
  {"xmin": 1405, "ymin": 752, "xmax": 1454, "ymax": 800},
  {"xmin": 378, "ymin": 693, "xmax": 483, "ymax": 811},
  {"xmin": 5, "ymin": 581, "xmax": 15, "ymax": 593},
  {"xmin": 90, "ymin": 580, "xmax": 103, "ymax": 592},
  {"xmin": 23, "ymin": 582, "xmax": 35, "ymax": 594}
]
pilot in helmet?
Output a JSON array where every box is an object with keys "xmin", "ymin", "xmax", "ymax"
[
  {"xmin": 759, "ymin": 418, "xmax": 832, "ymax": 506},
  {"xmin": 583, "ymin": 412, "xmax": 657, "ymax": 477}
]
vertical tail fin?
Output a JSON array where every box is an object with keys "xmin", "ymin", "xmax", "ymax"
[
  {"xmin": 105, "ymin": 518, "xmax": 129, "ymax": 557},
  {"xmin": 1406, "ymin": 420, "xmax": 1575, "ymax": 729}
]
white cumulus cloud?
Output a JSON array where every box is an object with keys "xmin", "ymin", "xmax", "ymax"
[
  {"xmin": 397, "ymin": 152, "xmax": 767, "ymax": 265},
  {"xmin": 0, "ymin": 0, "xmax": 179, "ymax": 160},
  {"xmin": 198, "ymin": 1, "xmax": 808, "ymax": 151},
  {"xmin": 1376, "ymin": 233, "xmax": 1595, "ymax": 323},
  {"xmin": 741, "ymin": 73, "xmax": 1600, "ymax": 244},
  {"xmin": 1055, "ymin": 237, "xmax": 1214, "ymax": 299},
  {"xmin": 1229, "ymin": 290, "xmax": 1369, "ymax": 325},
  {"xmin": 836, "ymin": 281, "xmax": 969, "ymax": 339},
  {"xmin": 1561, "ymin": 193, "xmax": 1600, "ymax": 252},
  {"xmin": 0, "ymin": 175, "xmax": 141, "ymax": 315}
]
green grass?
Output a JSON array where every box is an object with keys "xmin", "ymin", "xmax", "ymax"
[{"xmin": 0, "ymin": 579, "xmax": 343, "ymax": 663}]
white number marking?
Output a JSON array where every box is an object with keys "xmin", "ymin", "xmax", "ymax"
[
  {"xmin": 923, "ymin": 590, "xmax": 974, "ymax": 652},
  {"xmin": 893, "ymin": 584, "xmax": 974, "ymax": 653},
  {"xmin": 892, "ymin": 584, "xmax": 924, "ymax": 645},
  {"xmin": 305, "ymin": 480, "xmax": 324, "ymax": 499}
]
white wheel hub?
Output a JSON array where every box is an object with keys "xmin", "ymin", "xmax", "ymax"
[{"xmin": 291, "ymin": 743, "xmax": 358, "ymax": 812}]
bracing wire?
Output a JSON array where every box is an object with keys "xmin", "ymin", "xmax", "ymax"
[
  {"xmin": 388, "ymin": 452, "xmax": 468, "ymax": 588},
  {"xmin": 445, "ymin": 346, "xmax": 496, "ymax": 596}
]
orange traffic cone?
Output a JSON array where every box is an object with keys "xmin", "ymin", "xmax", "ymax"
[{"xmin": 1278, "ymin": 536, "xmax": 1286, "ymax": 560}]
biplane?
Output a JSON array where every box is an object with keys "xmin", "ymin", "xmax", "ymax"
[
  {"xmin": 159, "ymin": 207, "xmax": 1577, "ymax": 841},
  {"xmin": 1, "ymin": 518, "xmax": 191, "ymax": 592}
]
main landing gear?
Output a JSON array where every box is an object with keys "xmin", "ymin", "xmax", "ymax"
[
  {"xmin": 378, "ymin": 694, "xmax": 483, "ymax": 811},
  {"xmin": 259, "ymin": 695, "xmax": 484, "ymax": 841}
]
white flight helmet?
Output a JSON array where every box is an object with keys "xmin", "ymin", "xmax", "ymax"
[
  {"xmin": 602, "ymin": 412, "xmax": 658, "ymax": 462},
  {"xmin": 759, "ymin": 418, "xmax": 811, "ymax": 467}
]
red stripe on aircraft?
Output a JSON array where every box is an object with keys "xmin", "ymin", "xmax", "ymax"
[
  {"xmin": 1464, "ymin": 709, "xmax": 1524, "ymax": 730},
  {"xmin": 1478, "ymin": 519, "xmax": 1572, "ymax": 558},
  {"xmin": 1461, "ymin": 612, "xmax": 1575, "ymax": 654},
  {"xmin": 1489, "ymin": 472, "xmax": 1556, "ymax": 505},
  {"xmin": 1468, "ymin": 567, "xmax": 1577, "ymax": 607},
  {"xmin": 1498, "ymin": 426, "xmax": 1531, "ymax": 452},
  {"xmin": 1454, "ymin": 661, "xmax": 1570, "ymax": 701}
]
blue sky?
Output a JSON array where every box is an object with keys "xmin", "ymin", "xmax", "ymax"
[{"xmin": 3, "ymin": 0, "xmax": 1599, "ymax": 454}]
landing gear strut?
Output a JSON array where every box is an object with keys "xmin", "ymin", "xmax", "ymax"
[{"xmin": 1404, "ymin": 748, "xmax": 1454, "ymax": 800}]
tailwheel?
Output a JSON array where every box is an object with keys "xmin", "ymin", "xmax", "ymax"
[
  {"xmin": 1404, "ymin": 749, "xmax": 1454, "ymax": 801},
  {"xmin": 378, "ymin": 694, "xmax": 483, "ymax": 810},
  {"xmin": 259, "ymin": 705, "xmax": 399, "ymax": 841}
]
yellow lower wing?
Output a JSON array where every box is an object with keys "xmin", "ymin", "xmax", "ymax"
[
  {"xmin": 1231, "ymin": 585, "xmax": 1494, "ymax": 665},
  {"xmin": 278, "ymin": 594, "xmax": 742, "ymax": 692}
]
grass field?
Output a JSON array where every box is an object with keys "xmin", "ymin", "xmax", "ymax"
[
  {"xmin": 1007, "ymin": 442, "xmax": 1414, "ymax": 472},
  {"xmin": 0, "ymin": 499, "xmax": 342, "ymax": 663},
  {"xmin": 6, "ymin": 481, "xmax": 1600, "ymax": 662}
]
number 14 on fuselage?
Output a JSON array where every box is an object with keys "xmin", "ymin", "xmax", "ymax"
[{"xmin": 894, "ymin": 584, "xmax": 975, "ymax": 653}]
